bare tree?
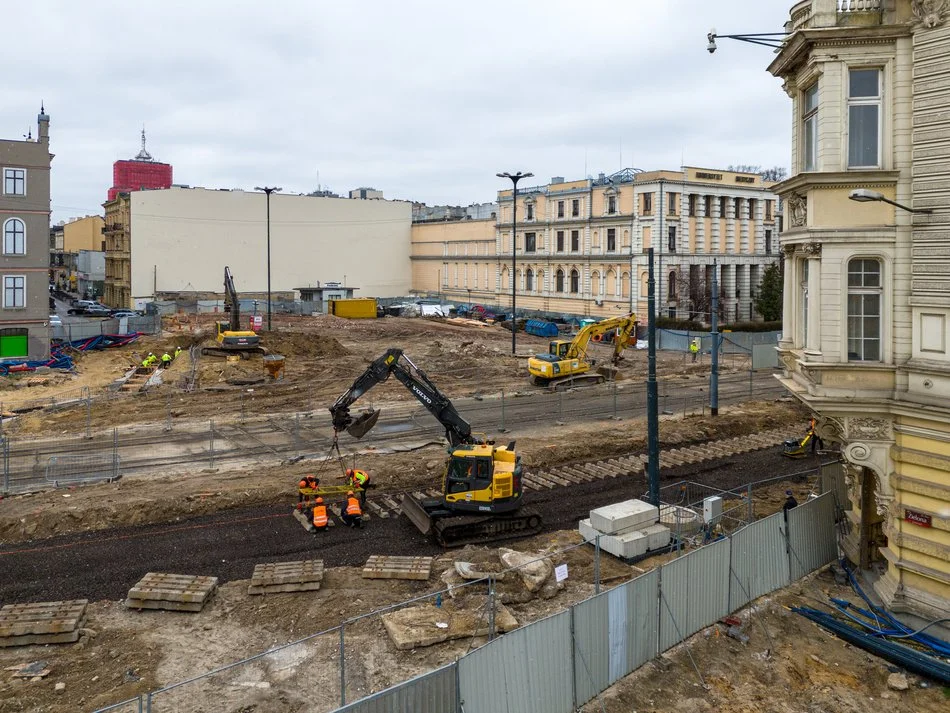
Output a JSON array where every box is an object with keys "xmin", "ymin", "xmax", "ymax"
[{"xmin": 685, "ymin": 266, "xmax": 726, "ymax": 324}]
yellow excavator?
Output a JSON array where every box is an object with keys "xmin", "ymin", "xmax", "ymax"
[
  {"xmin": 528, "ymin": 313, "xmax": 638, "ymax": 389},
  {"xmin": 201, "ymin": 266, "xmax": 266, "ymax": 359},
  {"xmin": 329, "ymin": 348, "xmax": 542, "ymax": 547}
]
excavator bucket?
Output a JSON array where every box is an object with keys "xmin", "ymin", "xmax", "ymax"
[{"xmin": 346, "ymin": 410, "xmax": 381, "ymax": 439}]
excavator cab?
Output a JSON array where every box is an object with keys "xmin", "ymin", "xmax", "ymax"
[{"xmin": 548, "ymin": 340, "xmax": 572, "ymax": 359}]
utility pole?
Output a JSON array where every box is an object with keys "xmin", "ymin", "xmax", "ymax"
[
  {"xmin": 646, "ymin": 248, "xmax": 659, "ymax": 506},
  {"xmin": 497, "ymin": 171, "xmax": 534, "ymax": 354},
  {"xmin": 254, "ymin": 186, "xmax": 282, "ymax": 331},
  {"xmin": 710, "ymin": 259, "xmax": 720, "ymax": 416}
]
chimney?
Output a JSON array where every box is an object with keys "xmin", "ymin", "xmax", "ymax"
[{"xmin": 37, "ymin": 103, "xmax": 50, "ymax": 145}]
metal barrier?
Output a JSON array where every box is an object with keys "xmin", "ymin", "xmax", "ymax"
[{"xmin": 45, "ymin": 452, "xmax": 120, "ymax": 487}]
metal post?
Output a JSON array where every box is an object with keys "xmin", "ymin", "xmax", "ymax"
[
  {"xmin": 294, "ymin": 412, "xmax": 300, "ymax": 459},
  {"xmin": 594, "ymin": 535, "xmax": 601, "ymax": 594},
  {"xmin": 146, "ymin": 692, "xmax": 152, "ymax": 713},
  {"xmin": 511, "ymin": 183, "xmax": 518, "ymax": 355},
  {"xmin": 710, "ymin": 260, "xmax": 720, "ymax": 416},
  {"xmin": 85, "ymin": 388, "xmax": 92, "ymax": 439},
  {"xmin": 500, "ymin": 389, "xmax": 506, "ymax": 432},
  {"xmin": 612, "ymin": 380, "xmax": 618, "ymax": 419},
  {"xmin": 210, "ymin": 419, "xmax": 215, "ymax": 468},
  {"xmin": 488, "ymin": 576, "xmax": 496, "ymax": 641},
  {"xmin": 569, "ymin": 606, "xmax": 578, "ymax": 710},
  {"xmin": 646, "ymin": 248, "xmax": 660, "ymax": 507},
  {"xmin": 339, "ymin": 624, "xmax": 346, "ymax": 706},
  {"xmin": 0, "ymin": 401, "xmax": 4, "ymax": 439},
  {"xmin": 266, "ymin": 191, "xmax": 272, "ymax": 332},
  {"xmin": 747, "ymin": 483, "xmax": 754, "ymax": 523},
  {"xmin": 113, "ymin": 428, "xmax": 118, "ymax": 476},
  {"xmin": 558, "ymin": 389, "xmax": 563, "ymax": 423},
  {"xmin": 749, "ymin": 366, "xmax": 753, "ymax": 396},
  {"xmin": 138, "ymin": 692, "xmax": 144, "ymax": 713}
]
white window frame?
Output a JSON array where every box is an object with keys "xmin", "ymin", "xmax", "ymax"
[
  {"xmin": 847, "ymin": 68, "xmax": 882, "ymax": 169},
  {"xmin": 847, "ymin": 258, "xmax": 882, "ymax": 362},
  {"xmin": 3, "ymin": 167, "xmax": 26, "ymax": 196},
  {"xmin": 3, "ymin": 218, "xmax": 26, "ymax": 255},
  {"xmin": 802, "ymin": 83, "xmax": 819, "ymax": 172},
  {"xmin": 3, "ymin": 275, "xmax": 26, "ymax": 308}
]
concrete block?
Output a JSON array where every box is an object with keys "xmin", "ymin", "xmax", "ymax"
[
  {"xmin": 590, "ymin": 499, "xmax": 658, "ymax": 534},
  {"xmin": 642, "ymin": 523, "xmax": 671, "ymax": 550}
]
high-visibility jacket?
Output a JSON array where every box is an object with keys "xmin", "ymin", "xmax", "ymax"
[
  {"xmin": 313, "ymin": 505, "xmax": 328, "ymax": 528},
  {"xmin": 345, "ymin": 497, "xmax": 362, "ymax": 516},
  {"xmin": 161, "ymin": 353, "xmax": 172, "ymax": 364},
  {"xmin": 689, "ymin": 342, "xmax": 699, "ymax": 353},
  {"xmin": 350, "ymin": 470, "xmax": 370, "ymax": 488},
  {"xmin": 174, "ymin": 348, "xmax": 182, "ymax": 359}
]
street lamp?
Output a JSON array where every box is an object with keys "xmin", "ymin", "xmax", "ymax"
[
  {"xmin": 849, "ymin": 188, "xmax": 933, "ymax": 214},
  {"xmin": 254, "ymin": 186, "xmax": 282, "ymax": 330},
  {"xmin": 706, "ymin": 28, "xmax": 788, "ymax": 53},
  {"xmin": 496, "ymin": 171, "xmax": 533, "ymax": 355}
]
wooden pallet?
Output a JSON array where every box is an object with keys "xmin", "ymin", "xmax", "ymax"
[
  {"xmin": 362, "ymin": 555, "xmax": 433, "ymax": 581},
  {"xmin": 125, "ymin": 573, "xmax": 217, "ymax": 613},
  {"xmin": 0, "ymin": 600, "xmax": 88, "ymax": 647},
  {"xmin": 248, "ymin": 560, "xmax": 325, "ymax": 594}
]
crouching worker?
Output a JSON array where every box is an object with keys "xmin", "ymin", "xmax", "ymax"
[
  {"xmin": 340, "ymin": 490, "xmax": 363, "ymax": 528},
  {"xmin": 312, "ymin": 497, "xmax": 328, "ymax": 532}
]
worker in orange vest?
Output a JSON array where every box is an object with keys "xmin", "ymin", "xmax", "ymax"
[
  {"xmin": 340, "ymin": 490, "xmax": 363, "ymax": 528},
  {"xmin": 312, "ymin": 497, "xmax": 328, "ymax": 532},
  {"xmin": 297, "ymin": 475, "xmax": 319, "ymax": 509}
]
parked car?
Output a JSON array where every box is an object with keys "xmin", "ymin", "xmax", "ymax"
[
  {"xmin": 110, "ymin": 310, "xmax": 140, "ymax": 318},
  {"xmin": 81, "ymin": 306, "xmax": 112, "ymax": 318},
  {"xmin": 49, "ymin": 314, "xmax": 62, "ymax": 328}
]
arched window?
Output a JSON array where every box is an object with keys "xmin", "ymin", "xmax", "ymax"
[
  {"xmin": 669, "ymin": 271, "xmax": 677, "ymax": 299},
  {"xmin": 621, "ymin": 272, "xmax": 630, "ymax": 299},
  {"xmin": 606, "ymin": 269, "xmax": 617, "ymax": 296},
  {"xmin": 555, "ymin": 269, "xmax": 565, "ymax": 293},
  {"xmin": 3, "ymin": 218, "xmax": 25, "ymax": 255},
  {"xmin": 570, "ymin": 269, "xmax": 579, "ymax": 294},
  {"xmin": 526, "ymin": 268, "xmax": 534, "ymax": 292},
  {"xmin": 847, "ymin": 258, "xmax": 881, "ymax": 361},
  {"xmin": 591, "ymin": 271, "xmax": 601, "ymax": 296}
]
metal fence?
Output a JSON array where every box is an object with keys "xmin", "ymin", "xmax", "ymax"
[
  {"xmin": 51, "ymin": 315, "xmax": 161, "ymax": 341},
  {"xmin": 94, "ymin": 493, "xmax": 838, "ymax": 713}
]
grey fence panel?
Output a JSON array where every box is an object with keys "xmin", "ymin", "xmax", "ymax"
[
  {"xmin": 572, "ymin": 592, "xmax": 609, "ymax": 706},
  {"xmin": 787, "ymin": 493, "xmax": 838, "ymax": 581},
  {"xmin": 728, "ymin": 512, "xmax": 791, "ymax": 612},
  {"xmin": 459, "ymin": 610, "xmax": 573, "ymax": 713},
  {"xmin": 820, "ymin": 461, "xmax": 848, "ymax": 505},
  {"xmin": 332, "ymin": 662, "xmax": 457, "ymax": 713},
  {"xmin": 658, "ymin": 541, "xmax": 730, "ymax": 652},
  {"xmin": 608, "ymin": 569, "xmax": 659, "ymax": 685},
  {"xmin": 751, "ymin": 343, "xmax": 779, "ymax": 370},
  {"xmin": 657, "ymin": 553, "xmax": 689, "ymax": 653}
]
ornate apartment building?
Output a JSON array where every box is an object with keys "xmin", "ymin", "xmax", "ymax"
[
  {"xmin": 412, "ymin": 167, "xmax": 779, "ymax": 322},
  {"xmin": 769, "ymin": 0, "xmax": 950, "ymax": 617}
]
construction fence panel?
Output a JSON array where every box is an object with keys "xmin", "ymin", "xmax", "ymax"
[
  {"xmin": 607, "ymin": 568, "xmax": 660, "ymax": 686},
  {"xmin": 91, "ymin": 697, "xmax": 143, "ymax": 713},
  {"xmin": 45, "ymin": 452, "xmax": 119, "ymax": 487},
  {"xmin": 820, "ymin": 461, "xmax": 848, "ymax": 506},
  {"xmin": 787, "ymin": 493, "xmax": 838, "ymax": 581},
  {"xmin": 658, "ymin": 539, "xmax": 730, "ymax": 653},
  {"xmin": 333, "ymin": 663, "xmax": 457, "ymax": 713},
  {"xmin": 728, "ymin": 512, "xmax": 791, "ymax": 612},
  {"xmin": 458, "ymin": 610, "xmax": 573, "ymax": 713},
  {"xmin": 571, "ymin": 591, "xmax": 609, "ymax": 707}
]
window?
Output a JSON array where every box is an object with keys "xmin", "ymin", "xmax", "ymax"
[
  {"xmin": 526, "ymin": 268, "xmax": 534, "ymax": 292},
  {"xmin": 556, "ymin": 230, "xmax": 565, "ymax": 252},
  {"xmin": 669, "ymin": 272, "xmax": 677, "ymax": 298},
  {"xmin": 668, "ymin": 192, "xmax": 677, "ymax": 214},
  {"xmin": 719, "ymin": 196, "xmax": 727, "ymax": 217},
  {"xmin": 803, "ymin": 82, "xmax": 819, "ymax": 171},
  {"xmin": 570, "ymin": 269, "xmax": 579, "ymax": 293},
  {"xmin": 525, "ymin": 232, "xmax": 536, "ymax": 253},
  {"xmin": 526, "ymin": 203, "xmax": 534, "ymax": 220},
  {"xmin": 607, "ymin": 195, "xmax": 616, "ymax": 214},
  {"xmin": 3, "ymin": 219, "xmax": 25, "ymax": 255},
  {"xmin": 688, "ymin": 194, "xmax": 697, "ymax": 217},
  {"xmin": 765, "ymin": 229, "xmax": 772, "ymax": 255},
  {"xmin": 0, "ymin": 328, "xmax": 28, "ymax": 358},
  {"xmin": 606, "ymin": 229, "xmax": 616, "ymax": 252},
  {"xmin": 704, "ymin": 195, "xmax": 712, "ymax": 216},
  {"xmin": 642, "ymin": 193, "xmax": 652, "ymax": 215},
  {"xmin": 847, "ymin": 259, "xmax": 881, "ymax": 361},
  {"xmin": 668, "ymin": 226, "xmax": 677, "ymax": 252},
  {"xmin": 555, "ymin": 269, "xmax": 565, "ymax": 292},
  {"xmin": 765, "ymin": 200, "xmax": 773, "ymax": 220},
  {"xmin": 3, "ymin": 276, "xmax": 25, "ymax": 308},
  {"xmin": 848, "ymin": 69, "xmax": 881, "ymax": 168},
  {"xmin": 571, "ymin": 230, "xmax": 580, "ymax": 252},
  {"xmin": 571, "ymin": 199, "xmax": 580, "ymax": 217},
  {"xmin": 668, "ymin": 307, "xmax": 676, "ymax": 319},
  {"xmin": 748, "ymin": 198, "xmax": 756, "ymax": 219},
  {"xmin": 557, "ymin": 200, "xmax": 565, "ymax": 218},
  {"xmin": 3, "ymin": 168, "xmax": 25, "ymax": 196}
]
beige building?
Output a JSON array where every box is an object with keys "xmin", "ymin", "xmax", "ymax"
[
  {"xmin": 103, "ymin": 187, "xmax": 411, "ymax": 310},
  {"xmin": 50, "ymin": 215, "xmax": 104, "ymax": 291},
  {"xmin": 412, "ymin": 167, "xmax": 779, "ymax": 321},
  {"xmin": 769, "ymin": 0, "xmax": 950, "ymax": 617},
  {"xmin": 0, "ymin": 106, "xmax": 52, "ymax": 360}
]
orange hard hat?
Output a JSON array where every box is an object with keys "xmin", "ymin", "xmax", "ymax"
[
  {"xmin": 347, "ymin": 490, "xmax": 355, "ymax": 496},
  {"xmin": 298, "ymin": 479, "xmax": 307, "ymax": 488},
  {"xmin": 315, "ymin": 497, "xmax": 324, "ymax": 504}
]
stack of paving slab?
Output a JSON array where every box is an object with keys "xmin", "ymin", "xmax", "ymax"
[
  {"xmin": 125, "ymin": 573, "xmax": 218, "ymax": 612},
  {"xmin": 579, "ymin": 499, "xmax": 671, "ymax": 560}
]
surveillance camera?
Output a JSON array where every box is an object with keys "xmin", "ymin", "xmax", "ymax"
[{"xmin": 707, "ymin": 41, "xmax": 717, "ymax": 54}]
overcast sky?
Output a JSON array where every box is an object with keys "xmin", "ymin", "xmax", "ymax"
[{"xmin": 4, "ymin": 0, "xmax": 792, "ymax": 222}]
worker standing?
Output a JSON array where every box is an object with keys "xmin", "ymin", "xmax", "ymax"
[
  {"xmin": 782, "ymin": 490, "xmax": 799, "ymax": 520},
  {"xmin": 346, "ymin": 468, "xmax": 372, "ymax": 507},
  {"xmin": 160, "ymin": 352, "xmax": 172, "ymax": 369},
  {"xmin": 689, "ymin": 339, "xmax": 700, "ymax": 363},
  {"xmin": 340, "ymin": 490, "xmax": 363, "ymax": 528},
  {"xmin": 311, "ymin": 497, "xmax": 328, "ymax": 532},
  {"xmin": 297, "ymin": 477, "xmax": 309, "ymax": 509},
  {"xmin": 174, "ymin": 346, "xmax": 182, "ymax": 360}
]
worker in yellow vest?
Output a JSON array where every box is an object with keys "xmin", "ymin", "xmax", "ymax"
[
  {"xmin": 340, "ymin": 491, "xmax": 363, "ymax": 528},
  {"xmin": 312, "ymin": 497, "xmax": 328, "ymax": 532},
  {"xmin": 345, "ymin": 468, "xmax": 372, "ymax": 507},
  {"xmin": 689, "ymin": 339, "xmax": 700, "ymax": 363}
]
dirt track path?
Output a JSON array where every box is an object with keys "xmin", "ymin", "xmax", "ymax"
[{"xmin": 0, "ymin": 447, "xmax": 828, "ymax": 604}]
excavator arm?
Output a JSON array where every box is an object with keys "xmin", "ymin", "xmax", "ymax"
[
  {"xmin": 567, "ymin": 313, "xmax": 638, "ymax": 364},
  {"xmin": 329, "ymin": 348, "xmax": 475, "ymax": 447},
  {"xmin": 223, "ymin": 266, "xmax": 241, "ymax": 332}
]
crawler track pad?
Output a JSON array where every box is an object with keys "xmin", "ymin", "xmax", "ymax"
[{"xmin": 347, "ymin": 410, "xmax": 381, "ymax": 439}]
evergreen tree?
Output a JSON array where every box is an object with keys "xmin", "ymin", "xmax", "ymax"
[{"xmin": 755, "ymin": 262, "xmax": 783, "ymax": 322}]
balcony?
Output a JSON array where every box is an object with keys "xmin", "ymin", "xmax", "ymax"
[{"xmin": 788, "ymin": 0, "xmax": 884, "ymax": 33}]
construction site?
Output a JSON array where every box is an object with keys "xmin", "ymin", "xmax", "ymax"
[{"xmin": 0, "ymin": 312, "xmax": 947, "ymax": 713}]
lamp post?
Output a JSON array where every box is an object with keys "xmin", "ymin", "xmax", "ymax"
[
  {"xmin": 496, "ymin": 171, "xmax": 533, "ymax": 355},
  {"xmin": 254, "ymin": 186, "xmax": 282, "ymax": 330},
  {"xmin": 706, "ymin": 29, "xmax": 787, "ymax": 53},
  {"xmin": 849, "ymin": 188, "xmax": 933, "ymax": 214}
]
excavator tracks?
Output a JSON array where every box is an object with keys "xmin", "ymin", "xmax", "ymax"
[{"xmin": 432, "ymin": 508, "xmax": 543, "ymax": 548}]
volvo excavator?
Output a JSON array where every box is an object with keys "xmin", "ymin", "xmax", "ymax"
[
  {"xmin": 329, "ymin": 348, "xmax": 542, "ymax": 547},
  {"xmin": 527, "ymin": 313, "xmax": 638, "ymax": 389},
  {"xmin": 201, "ymin": 266, "xmax": 266, "ymax": 359}
]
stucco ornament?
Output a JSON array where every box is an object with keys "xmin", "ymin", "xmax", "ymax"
[
  {"xmin": 803, "ymin": 242, "xmax": 822, "ymax": 256},
  {"xmin": 845, "ymin": 442, "xmax": 873, "ymax": 462},
  {"xmin": 912, "ymin": 0, "xmax": 949, "ymax": 28},
  {"xmin": 815, "ymin": 416, "xmax": 844, "ymax": 446},
  {"xmin": 787, "ymin": 193, "xmax": 807, "ymax": 227},
  {"xmin": 848, "ymin": 417, "xmax": 891, "ymax": 441}
]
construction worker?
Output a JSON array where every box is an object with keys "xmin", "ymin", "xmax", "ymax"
[
  {"xmin": 174, "ymin": 346, "xmax": 182, "ymax": 360},
  {"xmin": 689, "ymin": 338, "xmax": 700, "ymax": 363},
  {"xmin": 311, "ymin": 497, "xmax": 328, "ymax": 532},
  {"xmin": 345, "ymin": 468, "xmax": 372, "ymax": 507},
  {"xmin": 782, "ymin": 490, "xmax": 799, "ymax": 520},
  {"xmin": 297, "ymin": 477, "xmax": 309, "ymax": 509},
  {"xmin": 340, "ymin": 490, "xmax": 363, "ymax": 528},
  {"xmin": 142, "ymin": 352, "xmax": 156, "ymax": 368},
  {"xmin": 160, "ymin": 352, "xmax": 172, "ymax": 369},
  {"xmin": 809, "ymin": 417, "xmax": 824, "ymax": 453}
]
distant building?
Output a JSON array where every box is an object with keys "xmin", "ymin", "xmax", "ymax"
[
  {"xmin": 107, "ymin": 130, "xmax": 172, "ymax": 201},
  {"xmin": 349, "ymin": 187, "xmax": 383, "ymax": 200},
  {"xmin": 49, "ymin": 215, "xmax": 104, "ymax": 291},
  {"xmin": 412, "ymin": 202, "xmax": 497, "ymax": 222},
  {"xmin": 76, "ymin": 249, "xmax": 105, "ymax": 300},
  {"xmin": 0, "ymin": 106, "xmax": 53, "ymax": 360},
  {"xmin": 102, "ymin": 186, "xmax": 411, "ymax": 310}
]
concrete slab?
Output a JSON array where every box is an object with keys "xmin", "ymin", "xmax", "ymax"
[
  {"xmin": 590, "ymin": 499, "xmax": 658, "ymax": 534},
  {"xmin": 381, "ymin": 599, "xmax": 518, "ymax": 650}
]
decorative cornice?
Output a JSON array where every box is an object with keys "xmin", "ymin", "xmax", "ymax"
[
  {"xmin": 771, "ymin": 170, "xmax": 900, "ymax": 197},
  {"xmin": 769, "ymin": 25, "xmax": 913, "ymax": 78}
]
